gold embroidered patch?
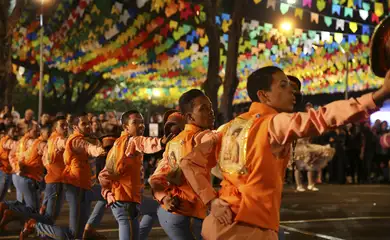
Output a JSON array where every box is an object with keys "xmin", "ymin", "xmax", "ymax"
[{"xmin": 218, "ymin": 117, "xmax": 254, "ymax": 175}]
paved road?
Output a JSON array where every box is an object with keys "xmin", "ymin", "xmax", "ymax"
[{"xmin": 0, "ymin": 184, "xmax": 389, "ymax": 239}]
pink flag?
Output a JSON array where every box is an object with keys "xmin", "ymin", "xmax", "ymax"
[{"xmin": 303, "ymin": 0, "xmax": 312, "ymax": 8}]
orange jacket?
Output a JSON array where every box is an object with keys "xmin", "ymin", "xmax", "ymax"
[
  {"xmin": 0, "ymin": 136, "xmax": 14, "ymax": 174},
  {"xmin": 150, "ymin": 124, "xmax": 215, "ymax": 219},
  {"xmin": 63, "ymin": 132, "xmax": 101, "ymax": 190},
  {"xmin": 20, "ymin": 137, "xmax": 46, "ymax": 181},
  {"xmin": 43, "ymin": 132, "xmax": 66, "ymax": 183},
  {"xmin": 99, "ymin": 133, "xmax": 162, "ymax": 203},
  {"xmin": 10, "ymin": 134, "xmax": 33, "ymax": 174}
]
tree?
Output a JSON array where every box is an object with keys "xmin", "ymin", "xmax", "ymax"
[
  {"xmin": 220, "ymin": 0, "xmax": 247, "ymax": 123},
  {"xmin": 0, "ymin": 0, "xmax": 25, "ymax": 106},
  {"xmin": 201, "ymin": 0, "xmax": 221, "ymax": 117},
  {"xmin": 13, "ymin": 60, "xmax": 113, "ymax": 114}
]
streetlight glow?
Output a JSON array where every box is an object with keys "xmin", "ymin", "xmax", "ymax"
[
  {"xmin": 152, "ymin": 89, "xmax": 161, "ymax": 97},
  {"xmin": 280, "ymin": 21, "xmax": 292, "ymax": 32}
]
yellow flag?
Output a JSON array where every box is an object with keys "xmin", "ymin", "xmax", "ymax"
[
  {"xmin": 375, "ymin": 3, "xmax": 384, "ymax": 17},
  {"xmin": 295, "ymin": 8, "xmax": 303, "ymax": 20},
  {"xmin": 347, "ymin": 0, "xmax": 353, "ymax": 8},
  {"xmin": 349, "ymin": 22, "xmax": 357, "ymax": 33}
]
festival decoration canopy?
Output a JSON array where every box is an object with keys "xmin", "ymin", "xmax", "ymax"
[{"xmin": 11, "ymin": 0, "xmax": 388, "ymax": 105}]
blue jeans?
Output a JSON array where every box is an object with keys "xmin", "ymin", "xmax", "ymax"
[
  {"xmin": 139, "ymin": 196, "xmax": 159, "ymax": 240},
  {"xmin": 3, "ymin": 200, "xmax": 52, "ymax": 224},
  {"xmin": 18, "ymin": 176, "xmax": 40, "ymax": 210},
  {"xmin": 12, "ymin": 174, "xmax": 23, "ymax": 202},
  {"xmin": 86, "ymin": 184, "xmax": 107, "ymax": 227},
  {"xmin": 0, "ymin": 171, "xmax": 11, "ymax": 201},
  {"xmin": 111, "ymin": 201, "xmax": 140, "ymax": 240},
  {"xmin": 157, "ymin": 207, "xmax": 203, "ymax": 240},
  {"xmin": 278, "ymin": 227, "xmax": 285, "ymax": 240},
  {"xmin": 35, "ymin": 223, "xmax": 73, "ymax": 240},
  {"xmin": 42, "ymin": 183, "xmax": 64, "ymax": 222},
  {"xmin": 64, "ymin": 184, "xmax": 89, "ymax": 239}
]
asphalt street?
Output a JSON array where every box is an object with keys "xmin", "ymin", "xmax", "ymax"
[{"xmin": 0, "ymin": 184, "xmax": 389, "ymax": 239}]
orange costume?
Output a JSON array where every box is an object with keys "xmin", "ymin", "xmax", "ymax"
[
  {"xmin": 0, "ymin": 135, "xmax": 17, "ymax": 174},
  {"xmin": 19, "ymin": 136, "xmax": 47, "ymax": 182},
  {"xmin": 63, "ymin": 132, "xmax": 104, "ymax": 190},
  {"xmin": 43, "ymin": 131, "xmax": 66, "ymax": 184},
  {"xmin": 149, "ymin": 124, "xmax": 215, "ymax": 219},
  {"xmin": 9, "ymin": 134, "xmax": 35, "ymax": 174},
  {"xmin": 99, "ymin": 133, "xmax": 162, "ymax": 203},
  {"xmin": 180, "ymin": 94, "xmax": 377, "ymax": 240}
]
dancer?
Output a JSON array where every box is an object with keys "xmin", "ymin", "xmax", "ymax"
[
  {"xmin": 99, "ymin": 110, "xmax": 172, "ymax": 240},
  {"xmin": 293, "ymin": 103, "xmax": 335, "ymax": 192},
  {"xmin": 62, "ymin": 114, "xmax": 106, "ymax": 239},
  {"xmin": 180, "ymin": 66, "xmax": 387, "ymax": 240},
  {"xmin": 149, "ymin": 89, "xmax": 215, "ymax": 240},
  {"xmin": 0, "ymin": 124, "xmax": 18, "ymax": 201},
  {"xmin": 40, "ymin": 116, "xmax": 68, "ymax": 221},
  {"xmin": 139, "ymin": 109, "xmax": 185, "ymax": 240}
]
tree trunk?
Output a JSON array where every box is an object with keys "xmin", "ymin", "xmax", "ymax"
[
  {"xmin": 202, "ymin": 0, "xmax": 221, "ymax": 118},
  {"xmin": 220, "ymin": 0, "xmax": 246, "ymax": 123},
  {"xmin": 0, "ymin": 0, "xmax": 25, "ymax": 106}
]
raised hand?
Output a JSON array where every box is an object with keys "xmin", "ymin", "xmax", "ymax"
[
  {"xmin": 162, "ymin": 193, "xmax": 180, "ymax": 212},
  {"xmin": 210, "ymin": 198, "xmax": 233, "ymax": 225}
]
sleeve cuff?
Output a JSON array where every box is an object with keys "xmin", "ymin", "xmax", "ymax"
[
  {"xmin": 358, "ymin": 93, "xmax": 379, "ymax": 113},
  {"xmin": 153, "ymin": 190, "xmax": 167, "ymax": 203},
  {"xmin": 199, "ymin": 187, "xmax": 218, "ymax": 206}
]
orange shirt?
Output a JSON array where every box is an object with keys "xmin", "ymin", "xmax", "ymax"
[
  {"xmin": 180, "ymin": 93, "xmax": 377, "ymax": 231},
  {"xmin": 99, "ymin": 133, "xmax": 162, "ymax": 203},
  {"xmin": 0, "ymin": 136, "xmax": 16, "ymax": 174},
  {"xmin": 63, "ymin": 132, "xmax": 104, "ymax": 190},
  {"xmin": 9, "ymin": 134, "xmax": 34, "ymax": 174},
  {"xmin": 43, "ymin": 132, "xmax": 66, "ymax": 183},
  {"xmin": 149, "ymin": 124, "xmax": 216, "ymax": 219},
  {"xmin": 20, "ymin": 137, "xmax": 46, "ymax": 181}
]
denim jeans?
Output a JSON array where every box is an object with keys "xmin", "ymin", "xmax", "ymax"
[
  {"xmin": 0, "ymin": 170, "xmax": 11, "ymax": 201},
  {"xmin": 64, "ymin": 183, "xmax": 89, "ymax": 239},
  {"xmin": 42, "ymin": 182, "xmax": 65, "ymax": 222},
  {"xmin": 18, "ymin": 176, "xmax": 40, "ymax": 210},
  {"xmin": 35, "ymin": 222, "xmax": 73, "ymax": 240},
  {"xmin": 111, "ymin": 201, "xmax": 140, "ymax": 240},
  {"xmin": 86, "ymin": 184, "xmax": 107, "ymax": 227},
  {"xmin": 139, "ymin": 196, "xmax": 159, "ymax": 240},
  {"xmin": 157, "ymin": 207, "xmax": 203, "ymax": 240},
  {"xmin": 3, "ymin": 200, "xmax": 52, "ymax": 224},
  {"xmin": 12, "ymin": 174, "xmax": 23, "ymax": 202}
]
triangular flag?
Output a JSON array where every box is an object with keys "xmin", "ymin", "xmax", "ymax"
[
  {"xmin": 354, "ymin": 0, "xmax": 362, "ymax": 8},
  {"xmin": 348, "ymin": 34, "xmax": 357, "ymax": 43},
  {"xmin": 361, "ymin": 35, "xmax": 369, "ymax": 44},
  {"xmin": 253, "ymin": 0, "xmax": 262, "ymax": 3},
  {"xmin": 375, "ymin": 2, "xmax": 384, "ymax": 17},
  {"xmin": 362, "ymin": 25, "xmax": 370, "ymax": 35},
  {"xmin": 280, "ymin": 3, "xmax": 289, "ymax": 14},
  {"xmin": 359, "ymin": 9, "xmax": 369, "ymax": 20},
  {"xmin": 332, "ymin": 4, "xmax": 341, "ymax": 15},
  {"xmin": 317, "ymin": 0, "xmax": 326, "ymax": 12},
  {"xmin": 336, "ymin": 19, "xmax": 344, "ymax": 31},
  {"xmin": 324, "ymin": 16, "xmax": 333, "ymax": 27},
  {"xmin": 371, "ymin": 13, "xmax": 379, "ymax": 24},
  {"xmin": 267, "ymin": 0, "xmax": 276, "ymax": 10},
  {"xmin": 362, "ymin": 2, "xmax": 370, "ymax": 11},
  {"xmin": 349, "ymin": 22, "xmax": 358, "ymax": 33},
  {"xmin": 344, "ymin": 7, "xmax": 353, "ymax": 18},
  {"xmin": 311, "ymin": 13, "xmax": 319, "ymax": 23},
  {"xmin": 334, "ymin": 33, "xmax": 343, "ymax": 43},
  {"xmin": 321, "ymin": 31, "xmax": 330, "ymax": 42},
  {"xmin": 295, "ymin": 8, "xmax": 303, "ymax": 20},
  {"xmin": 347, "ymin": 0, "xmax": 353, "ymax": 8},
  {"xmin": 303, "ymin": 0, "xmax": 312, "ymax": 8}
]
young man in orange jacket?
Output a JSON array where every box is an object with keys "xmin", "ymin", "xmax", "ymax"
[
  {"xmin": 0, "ymin": 124, "xmax": 18, "ymax": 201},
  {"xmin": 179, "ymin": 66, "xmax": 388, "ymax": 240},
  {"xmin": 99, "ymin": 110, "xmax": 172, "ymax": 240},
  {"xmin": 149, "ymin": 89, "xmax": 216, "ymax": 240}
]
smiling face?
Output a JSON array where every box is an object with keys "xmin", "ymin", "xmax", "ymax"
[
  {"xmin": 123, "ymin": 113, "xmax": 145, "ymax": 136},
  {"xmin": 257, "ymin": 71, "xmax": 296, "ymax": 113}
]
